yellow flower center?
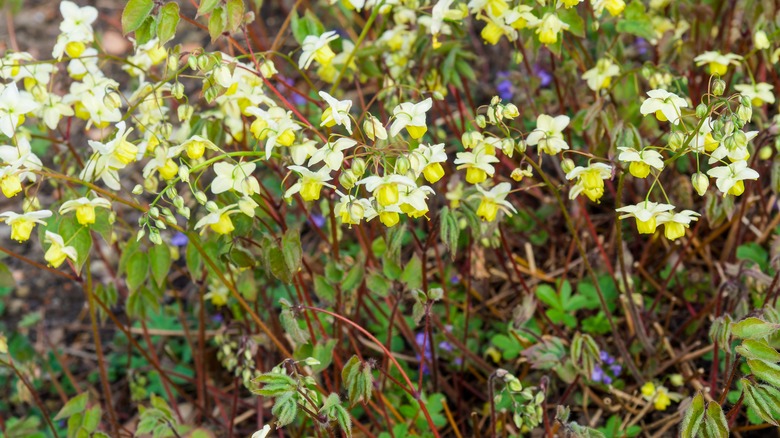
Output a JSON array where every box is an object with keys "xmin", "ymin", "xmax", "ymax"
[
  {"xmin": 708, "ymin": 62, "xmax": 728, "ymax": 76},
  {"xmin": 604, "ymin": 0, "xmax": 625, "ymax": 16},
  {"xmin": 636, "ymin": 216, "xmax": 657, "ymax": 234},
  {"xmin": 703, "ymin": 133, "xmax": 719, "ymax": 152},
  {"xmin": 313, "ymin": 45, "xmax": 336, "ymax": 66},
  {"xmin": 379, "ymin": 211, "xmax": 400, "ymax": 227},
  {"xmin": 629, "ymin": 161, "xmax": 651, "ymax": 178},
  {"xmin": 654, "ymin": 110, "xmax": 668, "ymax": 122},
  {"xmin": 465, "ymin": 167, "xmax": 488, "ymax": 184},
  {"xmin": 728, "ymin": 180, "xmax": 745, "ymax": 196},
  {"xmin": 0, "ymin": 174, "xmax": 22, "ymax": 198},
  {"xmin": 65, "ymin": 41, "xmax": 86, "ymax": 58},
  {"xmin": 481, "ymin": 22, "xmax": 504, "ymax": 45},
  {"xmin": 300, "ymin": 180, "xmax": 324, "ymax": 201},
  {"xmin": 158, "ymin": 158, "xmax": 179, "ymax": 180},
  {"xmin": 477, "ymin": 199, "xmax": 499, "ymax": 222},
  {"xmin": 654, "ymin": 390, "xmax": 671, "ymax": 411},
  {"xmin": 664, "ymin": 222, "xmax": 686, "ymax": 240},
  {"xmin": 45, "ymin": 242, "xmax": 69, "ymax": 268},
  {"xmin": 76, "ymin": 204, "xmax": 96, "ymax": 225},
  {"xmin": 251, "ymin": 119, "xmax": 268, "ymax": 139},
  {"xmin": 276, "ymin": 129, "xmax": 296, "ymax": 147},
  {"xmin": 10, "ymin": 219, "xmax": 35, "ymax": 242},
  {"xmin": 406, "ymin": 125, "xmax": 427, "ymax": 140},
  {"xmin": 376, "ymin": 184, "xmax": 399, "ymax": 207},
  {"xmin": 186, "ymin": 140, "xmax": 206, "ymax": 160},
  {"xmin": 538, "ymin": 28, "xmax": 558, "ymax": 45},
  {"xmin": 423, "ymin": 163, "xmax": 445, "ymax": 183},
  {"xmin": 115, "ymin": 140, "xmax": 138, "ymax": 165},
  {"xmin": 321, "ymin": 107, "xmax": 337, "ymax": 127},
  {"xmin": 752, "ymin": 97, "xmax": 764, "ymax": 107},
  {"xmin": 210, "ymin": 213, "xmax": 235, "ymax": 234}
]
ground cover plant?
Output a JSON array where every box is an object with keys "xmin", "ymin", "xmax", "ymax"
[{"xmin": 0, "ymin": 0, "xmax": 779, "ymax": 436}]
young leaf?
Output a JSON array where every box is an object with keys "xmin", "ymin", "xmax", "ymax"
[
  {"xmin": 732, "ymin": 317, "xmax": 779, "ymax": 340},
  {"xmin": 156, "ymin": 2, "xmax": 180, "ymax": 45},
  {"xmin": 226, "ymin": 0, "xmax": 244, "ymax": 33},
  {"xmin": 401, "ymin": 255, "xmax": 422, "ymax": 290},
  {"xmin": 282, "ymin": 228, "xmax": 302, "ymax": 276},
  {"xmin": 208, "ymin": 6, "xmax": 226, "ymax": 43},
  {"xmin": 747, "ymin": 359, "xmax": 780, "ymax": 387},
  {"xmin": 54, "ymin": 393, "xmax": 89, "ymax": 421},
  {"xmin": 680, "ymin": 392, "xmax": 705, "ymax": 438},
  {"xmin": 126, "ymin": 251, "xmax": 150, "ymax": 292},
  {"xmin": 197, "ymin": 0, "xmax": 219, "ymax": 16},
  {"xmin": 149, "ymin": 243, "xmax": 171, "ymax": 288},
  {"xmin": 702, "ymin": 402, "xmax": 728, "ymax": 438},
  {"xmin": 735, "ymin": 339, "xmax": 780, "ymax": 363},
  {"xmin": 122, "ymin": 0, "xmax": 154, "ymax": 34}
]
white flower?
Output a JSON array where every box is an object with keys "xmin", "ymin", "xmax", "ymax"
[
  {"xmin": 252, "ymin": 425, "xmax": 271, "ymax": 438},
  {"xmin": 616, "ymin": 201, "xmax": 675, "ymax": 234},
  {"xmin": 194, "ymin": 204, "xmax": 241, "ymax": 235},
  {"xmin": 290, "ymin": 139, "xmax": 318, "ymax": 166},
  {"xmin": 734, "ymin": 83, "xmax": 776, "ymax": 106},
  {"xmin": 582, "ymin": 58, "xmax": 620, "ymax": 91},
  {"xmin": 399, "ymin": 184, "xmax": 435, "ymax": 217},
  {"xmin": 526, "ymin": 114, "xmax": 570, "ymax": 155},
  {"xmin": 0, "ymin": 137, "xmax": 42, "ymax": 182},
  {"xmin": 453, "ymin": 143, "xmax": 499, "ymax": 184},
  {"xmin": 0, "ymin": 209, "xmax": 52, "ymax": 242},
  {"xmin": 59, "ymin": 1, "xmax": 98, "ymax": 40},
  {"xmin": 639, "ymin": 89, "xmax": 688, "ymax": 124},
  {"xmin": 708, "ymin": 131, "xmax": 757, "ymax": 164},
  {"xmin": 284, "ymin": 165, "xmax": 334, "ymax": 201},
  {"xmin": 707, "ymin": 160, "xmax": 759, "ymax": 196},
  {"xmin": 308, "ymin": 138, "xmax": 357, "ymax": 171},
  {"xmin": 0, "ymin": 82, "xmax": 40, "ymax": 138},
  {"xmin": 565, "ymin": 163, "xmax": 612, "ymax": 202},
  {"xmin": 211, "ymin": 162, "xmax": 260, "ymax": 196},
  {"xmin": 389, "ymin": 98, "xmax": 433, "ymax": 139},
  {"xmin": 656, "ymin": 210, "xmax": 700, "ymax": 240},
  {"xmin": 59, "ymin": 196, "xmax": 112, "ymax": 225},
  {"xmin": 693, "ymin": 51, "xmax": 742, "ymax": 76},
  {"xmin": 43, "ymin": 231, "xmax": 79, "ymax": 268},
  {"xmin": 299, "ymin": 31, "xmax": 339, "ymax": 70},
  {"xmin": 617, "ymin": 146, "xmax": 664, "ymax": 178},
  {"xmin": 88, "ymin": 121, "xmax": 138, "ymax": 168},
  {"xmin": 471, "ymin": 182, "xmax": 517, "ymax": 221},
  {"xmin": 318, "ymin": 91, "xmax": 353, "ymax": 134}
]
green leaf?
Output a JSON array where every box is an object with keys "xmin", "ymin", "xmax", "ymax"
[
  {"xmin": 366, "ymin": 271, "xmax": 391, "ymax": 297},
  {"xmin": 126, "ymin": 286, "xmax": 160, "ymax": 319},
  {"xmin": 742, "ymin": 379, "xmax": 780, "ymax": 426},
  {"xmin": 156, "ymin": 2, "xmax": 180, "ymax": 45},
  {"xmin": 81, "ymin": 405, "xmax": 101, "ymax": 432},
  {"xmin": 148, "ymin": 244, "xmax": 171, "ymax": 288},
  {"xmin": 702, "ymin": 401, "xmax": 728, "ymax": 438},
  {"xmin": 680, "ymin": 392, "xmax": 705, "ymax": 438},
  {"xmin": 313, "ymin": 275, "xmax": 336, "ymax": 303},
  {"xmin": 226, "ymin": 0, "xmax": 244, "ymax": 33},
  {"xmin": 736, "ymin": 339, "xmax": 780, "ymax": 363},
  {"xmin": 208, "ymin": 6, "xmax": 226, "ymax": 43},
  {"xmin": 401, "ymin": 255, "xmax": 422, "ymax": 290},
  {"xmin": 54, "ymin": 393, "xmax": 89, "ymax": 421},
  {"xmin": 126, "ymin": 251, "xmax": 149, "ymax": 292},
  {"xmin": 197, "ymin": 0, "xmax": 219, "ymax": 16},
  {"xmin": 185, "ymin": 239, "xmax": 203, "ymax": 279},
  {"xmin": 747, "ymin": 359, "xmax": 780, "ymax": 386},
  {"xmin": 737, "ymin": 242, "xmax": 770, "ymax": 272},
  {"xmin": 122, "ymin": 0, "xmax": 154, "ymax": 34},
  {"xmin": 58, "ymin": 217, "xmax": 91, "ymax": 272},
  {"xmin": 282, "ymin": 228, "xmax": 302, "ymax": 276},
  {"xmin": 558, "ymin": 7, "xmax": 585, "ymax": 37},
  {"xmin": 615, "ymin": 1, "xmax": 655, "ymax": 39},
  {"xmin": 0, "ymin": 262, "xmax": 15, "ymax": 288},
  {"xmin": 536, "ymin": 284, "xmax": 562, "ymax": 310},
  {"xmin": 383, "ymin": 256, "xmax": 402, "ymax": 280},
  {"xmin": 341, "ymin": 261, "xmax": 365, "ymax": 292},
  {"xmin": 732, "ymin": 317, "xmax": 780, "ymax": 340},
  {"xmin": 134, "ymin": 15, "xmax": 156, "ymax": 45},
  {"xmin": 440, "ymin": 207, "xmax": 459, "ymax": 259},
  {"xmin": 342, "ymin": 355, "xmax": 372, "ymax": 406},
  {"xmin": 271, "ymin": 392, "xmax": 298, "ymax": 427}
]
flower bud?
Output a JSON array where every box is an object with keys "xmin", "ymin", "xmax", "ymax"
[
  {"xmin": 516, "ymin": 139, "xmax": 527, "ymax": 154},
  {"xmin": 197, "ymin": 55, "xmax": 210, "ymax": 71},
  {"xmin": 178, "ymin": 165, "xmax": 190, "ymax": 183},
  {"xmin": 178, "ymin": 104, "xmax": 193, "ymax": 122},
  {"xmin": 475, "ymin": 115, "xmax": 486, "ymax": 128},
  {"xmin": 187, "ymin": 53, "xmax": 199, "ymax": 70},
  {"xmin": 737, "ymin": 104, "xmax": 752, "ymax": 124},
  {"xmin": 194, "ymin": 191, "xmax": 208, "ymax": 205},
  {"xmin": 561, "ymin": 158, "xmax": 575, "ymax": 174},
  {"xmin": 712, "ymin": 78, "xmax": 726, "ymax": 96},
  {"xmin": 351, "ymin": 157, "xmax": 366, "ymax": 177},
  {"xmin": 759, "ymin": 146, "xmax": 773, "ymax": 160},
  {"xmin": 259, "ymin": 60, "xmax": 278, "ymax": 78},
  {"xmin": 668, "ymin": 131, "xmax": 684, "ymax": 151},
  {"xmin": 213, "ymin": 65, "xmax": 232, "ymax": 87},
  {"xmin": 754, "ymin": 30, "xmax": 770, "ymax": 50},
  {"xmin": 695, "ymin": 103, "xmax": 708, "ymax": 119},
  {"xmin": 339, "ymin": 169, "xmax": 357, "ymax": 190},
  {"xmin": 692, "ymin": 172, "xmax": 709, "ymax": 196},
  {"xmin": 733, "ymin": 130, "xmax": 747, "ymax": 149},
  {"xmin": 502, "ymin": 103, "xmax": 519, "ymax": 119},
  {"xmin": 363, "ymin": 115, "xmax": 387, "ymax": 141},
  {"xmin": 172, "ymin": 82, "xmax": 185, "ymax": 100},
  {"xmin": 132, "ymin": 184, "xmax": 144, "ymax": 195},
  {"xmin": 462, "ymin": 131, "xmax": 483, "ymax": 149},
  {"xmin": 501, "ymin": 138, "xmax": 514, "ymax": 157},
  {"xmin": 740, "ymin": 95, "xmax": 752, "ymax": 108},
  {"xmin": 490, "ymin": 95, "xmax": 501, "ymax": 106},
  {"xmin": 395, "ymin": 156, "xmax": 411, "ymax": 174},
  {"xmin": 238, "ymin": 197, "xmax": 257, "ymax": 217}
]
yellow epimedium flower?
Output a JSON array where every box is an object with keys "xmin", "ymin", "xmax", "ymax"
[
  {"xmin": 468, "ymin": 0, "xmax": 510, "ymax": 16},
  {"xmin": 194, "ymin": 203, "xmax": 242, "ymax": 235},
  {"xmin": 454, "ymin": 143, "xmax": 500, "ymax": 184},
  {"xmin": 335, "ymin": 193, "xmax": 370, "ymax": 227},
  {"xmin": 245, "ymin": 106, "xmax": 302, "ymax": 159},
  {"xmin": 531, "ymin": 13, "xmax": 570, "ymax": 45},
  {"xmin": 0, "ymin": 82, "xmax": 40, "ymax": 138},
  {"xmin": 389, "ymin": 98, "xmax": 433, "ymax": 139},
  {"xmin": 204, "ymin": 284, "xmax": 229, "ymax": 307},
  {"xmin": 430, "ymin": 0, "xmax": 468, "ymax": 48},
  {"xmin": 375, "ymin": 203, "xmax": 403, "ymax": 227},
  {"xmin": 308, "ymin": 137, "xmax": 358, "ymax": 171},
  {"xmin": 0, "ymin": 171, "xmax": 21, "ymax": 198},
  {"xmin": 479, "ymin": 13, "xmax": 518, "ymax": 45},
  {"xmin": 59, "ymin": 196, "xmax": 112, "ymax": 225},
  {"xmin": 707, "ymin": 160, "xmax": 759, "ymax": 197},
  {"xmin": 357, "ymin": 174, "xmax": 417, "ymax": 207},
  {"xmin": 526, "ymin": 114, "xmax": 570, "ymax": 155},
  {"xmin": 617, "ymin": 147, "xmax": 664, "ymax": 178},
  {"xmin": 298, "ymin": 30, "xmax": 340, "ymax": 70},
  {"xmin": 43, "ymin": 231, "xmax": 78, "ymax": 268},
  {"xmin": 616, "ymin": 201, "xmax": 675, "ymax": 235},
  {"xmin": 399, "ymin": 185, "xmax": 435, "ymax": 218},
  {"xmin": 211, "ymin": 161, "xmax": 260, "ymax": 196},
  {"xmin": 318, "ymin": 91, "xmax": 353, "ymax": 134},
  {"xmin": 565, "ymin": 163, "xmax": 613, "ymax": 203},
  {"xmin": 657, "ymin": 210, "xmax": 700, "ymax": 240},
  {"xmin": 640, "ymin": 382, "xmax": 678, "ymax": 411},
  {"xmin": 417, "ymin": 143, "xmax": 448, "ymax": 183},
  {"xmin": 639, "ymin": 89, "xmax": 689, "ymax": 125},
  {"xmin": 181, "ymin": 135, "xmax": 217, "ymax": 160},
  {"xmin": 88, "ymin": 121, "xmax": 138, "ymax": 167},
  {"xmin": 284, "ymin": 165, "xmax": 334, "ymax": 202},
  {"xmin": 472, "ymin": 182, "xmax": 517, "ymax": 222},
  {"xmin": 582, "ymin": 58, "xmax": 620, "ymax": 92},
  {"xmin": 693, "ymin": 51, "xmax": 743, "ymax": 76},
  {"xmin": 0, "ymin": 209, "xmax": 52, "ymax": 242},
  {"xmin": 593, "ymin": 0, "xmax": 626, "ymax": 16},
  {"xmin": 141, "ymin": 145, "xmax": 182, "ymax": 182},
  {"xmin": 734, "ymin": 82, "xmax": 776, "ymax": 107},
  {"xmin": 707, "ymin": 130, "xmax": 757, "ymax": 164}
]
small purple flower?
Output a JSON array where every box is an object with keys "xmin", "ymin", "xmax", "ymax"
[
  {"xmin": 171, "ymin": 232, "xmax": 188, "ymax": 247},
  {"xmin": 634, "ymin": 37, "xmax": 649, "ymax": 55},
  {"xmin": 534, "ymin": 65, "xmax": 552, "ymax": 88},
  {"xmin": 439, "ymin": 341, "xmax": 454, "ymax": 352},
  {"xmin": 278, "ymin": 76, "xmax": 307, "ymax": 106},
  {"xmin": 610, "ymin": 363, "xmax": 622, "ymax": 376},
  {"xmin": 212, "ymin": 313, "xmax": 224, "ymax": 323},
  {"xmin": 496, "ymin": 71, "xmax": 514, "ymax": 100},
  {"xmin": 591, "ymin": 364, "xmax": 605, "ymax": 382},
  {"xmin": 450, "ymin": 274, "xmax": 460, "ymax": 284},
  {"xmin": 309, "ymin": 213, "xmax": 326, "ymax": 228},
  {"xmin": 600, "ymin": 350, "xmax": 614, "ymax": 364}
]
